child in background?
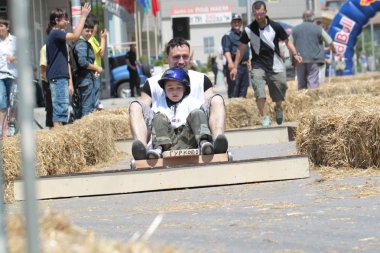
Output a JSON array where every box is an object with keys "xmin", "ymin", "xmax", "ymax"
[
  {"xmin": 146, "ymin": 67, "xmax": 214, "ymax": 159},
  {"xmin": 46, "ymin": 3, "xmax": 91, "ymax": 126},
  {"xmin": 87, "ymin": 14, "xmax": 107, "ymax": 110},
  {"xmin": 73, "ymin": 18, "xmax": 103, "ymax": 119}
]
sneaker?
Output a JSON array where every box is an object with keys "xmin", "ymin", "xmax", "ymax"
[
  {"xmin": 131, "ymin": 140, "xmax": 147, "ymax": 160},
  {"xmin": 200, "ymin": 140, "xmax": 214, "ymax": 155},
  {"xmin": 261, "ymin": 115, "xmax": 271, "ymax": 128},
  {"xmin": 7, "ymin": 124, "xmax": 16, "ymax": 137},
  {"xmin": 275, "ymin": 106, "xmax": 283, "ymax": 125},
  {"xmin": 213, "ymin": 134, "xmax": 228, "ymax": 154},
  {"xmin": 146, "ymin": 147, "xmax": 162, "ymax": 159},
  {"xmin": 96, "ymin": 103, "xmax": 104, "ymax": 111}
]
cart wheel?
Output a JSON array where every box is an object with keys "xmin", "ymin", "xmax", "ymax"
[
  {"xmin": 228, "ymin": 151, "xmax": 233, "ymax": 162},
  {"xmin": 130, "ymin": 159, "xmax": 136, "ymax": 169}
]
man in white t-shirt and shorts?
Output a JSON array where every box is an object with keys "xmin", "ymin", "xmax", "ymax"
[{"xmin": 129, "ymin": 37, "xmax": 228, "ymax": 160}]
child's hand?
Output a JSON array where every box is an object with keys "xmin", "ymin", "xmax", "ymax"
[
  {"xmin": 96, "ymin": 66, "xmax": 103, "ymax": 74},
  {"xmin": 100, "ymin": 29, "xmax": 108, "ymax": 39},
  {"xmin": 81, "ymin": 2, "xmax": 91, "ymax": 17}
]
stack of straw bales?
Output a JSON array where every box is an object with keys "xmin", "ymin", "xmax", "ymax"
[
  {"xmin": 2, "ymin": 108, "xmax": 130, "ymax": 202},
  {"xmin": 296, "ymin": 94, "xmax": 380, "ymax": 169},
  {"xmin": 6, "ymin": 211, "xmax": 179, "ymax": 253}
]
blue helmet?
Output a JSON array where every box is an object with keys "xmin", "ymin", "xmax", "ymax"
[{"xmin": 158, "ymin": 67, "xmax": 190, "ymax": 95}]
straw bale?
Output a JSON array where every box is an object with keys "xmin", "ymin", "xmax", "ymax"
[
  {"xmin": 91, "ymin": 108, "xmax": 132, "ymax": 140},
  {"xmin": 296, "ymin": 95, "xmax": 380, "ymax": 168},
  {"xmin": 36, "ymin": 127, "xmax": 87, "ymax": 175},
  {"xmin": 225, "ymin": 98, "xmax": 260, "ymax": 128},
  {"xmin": 296, "ymin": 108, "xmax": 347, "ymax": 167},
  {"xmin": 72, "ymin": 115, "xmax": 117, "ymax": 166},
  {"xmin": 6, "ymin": 211, "xmax": 180, "ymax": 253}
]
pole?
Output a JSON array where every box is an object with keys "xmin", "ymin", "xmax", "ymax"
[
  {"xmin": 103, "ymin": 1, "xmax": 111, "ymax": 98},
  {"xmin": 147, "ymin": 14, "xmax": 151, "ymax": 62},
  {"xmin": 0, "ymin": 143, "xmax": 7, "ymax": 253},
  {"xmin": 247, "ymin": 0, "xmax": 252, "ymax": 26},
  {"xmin": 134, "ymin": 0, "xmax": 138, "ymax": 54},
  {"xmin": 154, "ymin": 16, "xmax": 158, "ymax": 60},
  {"xmin": 11, "ymin": 0, "xmax": 40, "ymax": 252},
  {"xmin": 370, "ymin": 20, "xmax": 376, "ymax": 71},
  {"xmin": 137, "ymin": 4, "xmax": 142, "ymax": 58},
  {"xmin": 71, "ymin": 0, "xmax": 82, "ymax": 30},
  {"xmin": 361, "ymin": 31, "xmax": 365, "ymax": 51},
  {"xmin": 328, "ymin": 49, "xmax": 332, "ymax": 83}
]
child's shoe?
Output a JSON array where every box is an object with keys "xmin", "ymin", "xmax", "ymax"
[
  {"xmin": 200, "ymin": 140, "xmax": 214, "ymax": 155},
  {"xmin": 146, "ymin": 146, "xmax": 162, "ymax": 159}
]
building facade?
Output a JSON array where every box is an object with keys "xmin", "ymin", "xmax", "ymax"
[{"xmin": 159, "ymin": 0, "xmax": 313, "ymax": 63}]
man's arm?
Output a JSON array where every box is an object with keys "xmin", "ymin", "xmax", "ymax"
[
  {"xmin": 321, "ymin": 29, "xmax": 336, "ymax": 53},
  {"xmin": 125, "ymin": 56, "xmax": 136, "ymax": 70},
  {"xmin": 230, "ymin": 43, "xmax": 247, "ymax": 80},
  {"xmin": 224, "ymin": 51, "xmax": 234, "ymax": 71},
  {"xmin": 139, "ymin": 81, "xmax": 152, "ymax": 106},
  {"xmin": 68, "ymin": 63, "xmax": 74, "ymax": 96},
  {"xmin": 285, "ymin": 39, "xmax": 303, "ymax": 63}
]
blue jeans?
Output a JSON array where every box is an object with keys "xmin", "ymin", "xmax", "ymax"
[
  {"xmin": 0, "ymin": 78, "xmax": 14, "ymax": 110},
  {"xmin": 94, "ymin": 75, "xmax": 101, "ymax": 108},
  {"xmin": 233, "ymin": 64, "xmax": 250, "ymax": 97},
  {"xmin": 49, "ymin": 78, "xmax": 69, "ymax": 123},
  {"xmin": 73, "ymin": 77, "xmax": 96, "ymax": 119}
]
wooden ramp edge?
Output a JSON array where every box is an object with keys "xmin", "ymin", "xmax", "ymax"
[
  {"xmin": 134, "ymin": 153, "xmax": 229, "ymax": 169},
  {"xmin": 14, "ymin": 155, "xmax": 309, "ymax": 201},
  {"xmin": 116, "ymin": 126, "xmax": 296, "ymax": 153}
]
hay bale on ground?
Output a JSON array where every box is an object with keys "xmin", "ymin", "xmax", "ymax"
[
  {"xmin": 91, "ymin": 108, "xmax": 132, "ymax": 140},
  {"xmin": 72, "ymin": 115, "xmax": 117, "ymax": 166},
  {"xmin": 2, "ymin": 110, "xmax": 124, "ymax": 203},
  {"xmin": 225, "ymin": 98, "xmax": 259, "ymax": 129},
  {"xmin": 296, "ymin": 95, "xmax": 380, "ymax": 168},
  {"xmin": 6, "ymin": 212, "xmax": 180, "ymax": 253}
]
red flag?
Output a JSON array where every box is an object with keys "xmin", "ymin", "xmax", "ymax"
[
  {"xmin": 115, "ymin": 0, "xmax": 135, "ymax": 13},
  {"xmin": 151, "ymin": 0, "xmax": 160, "ymax": 16}
]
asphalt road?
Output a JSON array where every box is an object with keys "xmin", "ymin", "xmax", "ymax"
[{"xmin": 5, "ymin": 168, "xmax": 380, "ymax": 253}]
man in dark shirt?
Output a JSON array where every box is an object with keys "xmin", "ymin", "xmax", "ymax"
[
  {"xmin": 125, "ymin": 44, "xmax": 140, "ymax": 97},
  {"xmin": 221, "ymin": 13, "xmax": 251, "ymax": 98},
  {"xmin": 231, "ymin": 1, "xmax": 302, "ymax": 128}
]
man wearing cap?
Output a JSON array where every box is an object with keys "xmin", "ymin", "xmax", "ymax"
[{"xmin": 221, "ymin": 13, "xmax": 250, "ymax": 98}]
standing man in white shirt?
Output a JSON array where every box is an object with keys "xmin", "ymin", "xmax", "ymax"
[{"xmin": 0, "ymin": 19, "xmax": 17, "ymax": 132}]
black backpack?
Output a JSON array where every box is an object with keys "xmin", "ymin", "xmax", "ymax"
[
  {"xmin": 68, "ymin": 39, "xmax": 91, "ymax": 87},
  {"xmin": 68, "ymin": 40, "xmax": 80, "ymax": 87}
]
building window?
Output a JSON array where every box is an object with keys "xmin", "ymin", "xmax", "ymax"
[{"xmin": 204, "ymin": 37, "xmax": 214, "ymax": 55}]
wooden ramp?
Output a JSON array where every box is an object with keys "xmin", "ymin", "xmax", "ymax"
[
  {"xmin": 116, "ymin": 126, "xmax": 296, "ymax": 153},
  {"xmin": 13, "ymin": 154, "xmax": 309, "ymax": 201},
  {"xmin": 133, "ymin": 153, "xmax": 230, "ymax": 170}
]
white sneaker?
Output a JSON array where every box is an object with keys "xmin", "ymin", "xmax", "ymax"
[
  {"xmin": 200, "ymin": 140, "xmax": 214, "ymax": 155},
  {"xmin": 7, "ymin": 124, "xmax": 16, "ymax": 137},
  {"xmin": 146, "ymin": 147, "xmax": 162, "ymax": 159},
  {"xmin": 261, "ymin": 115, "xmax": 271, "ymax": 128}
]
